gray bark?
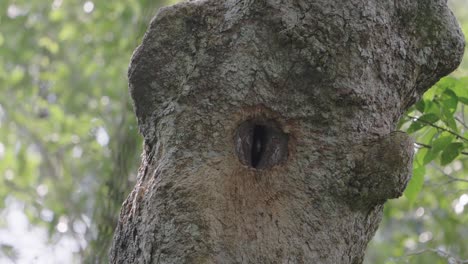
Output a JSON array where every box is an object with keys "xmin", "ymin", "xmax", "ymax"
[{"xmin": 110, "ymin": 0, "xmax": 464, "ymax": 263}]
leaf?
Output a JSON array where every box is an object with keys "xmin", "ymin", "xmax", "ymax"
[
  {"xmin": 422, "ymin": 85, "xmax": 437, "ymax": 101},
  {"xmin": 459, "ymin": 97, "xmax": 468, "ymax": 105},
  {"xmin": 414, "ymin": 148, "xmax": 428, "ymax": 166},
  {"xmin": 423, "ymin": 101, "xmax": 440, "ymax": 116},
  {"xmin": 451, "ymin": 76, "xmax": 468, "ymax": 99},
  {"xmin": 440, "ymin": 142, "xmax": 464, "ymax": 165},
  {"xmin": 436, "ymin": 76, "xmax": 458, "ymax": 90},
  {"xmin": 440, "ymin": 89, "xmax": 458, "ymax": 114},
  {"xmin": 423, "ymin": 134, "xmax": 453, "ymax": 164},
  {"xmin": 432, "ymin": 134, "xmax": 454, "ymax": 152},
  {"xmin": 442, "ymin": 110, "xmax": 458, "ymax": 132},
  {"xmin": 404, "ymin": 164, "xmax": 425, "ymax": 203},
  {"xmin": 407, "ymin": 121, "xmax": 425, "ymax": 133},
  {"xmin": 418, "ymin": 113, "xmax": 440, "ymax": 123},
  {"xmin": 407, "ymin": 113, "xmax": 439, "ymax": 133},
  {"xmin": 415, "ymin": 100, "xmax": 425, "ymax": 113},
  {"xmin": 418, "ymin": 127, "xmax": 438, "ymax": 145}
]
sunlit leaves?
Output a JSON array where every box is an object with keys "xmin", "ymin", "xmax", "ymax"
[{"xmin": 401, "ymin": 75, "xmax": 468, "ymax": 168}]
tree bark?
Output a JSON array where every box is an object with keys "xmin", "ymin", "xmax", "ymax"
[{"xmin": 110, "ymin": 0, "xmax": 464, "ymax": 263}]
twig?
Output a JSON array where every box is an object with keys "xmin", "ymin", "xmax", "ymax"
[
  {"xmin": 403, "ymin": 248, "xmax": 468, "ymax": 263},
  {"xmin": 431, "ymin": 164, "xmax": 468, "ymax": 183},
  {"xmin": 414, "ymin": 142, "xmax": 468, "ymax": 156},
  {"xmin": 414, "ymin": 142, "xmax": 432, "ymax": 149},
  {"xmin": 406, "ymin": 115, "xmax": 468, "ymax": 143},
  {"xmin": 455, "ymin": 116, "xmax": 468, "ymax": 129}
]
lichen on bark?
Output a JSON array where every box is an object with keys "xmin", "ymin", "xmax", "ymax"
[{"xmin": 111, "ymin": 0, "xmax": 464, "ymax": 263}]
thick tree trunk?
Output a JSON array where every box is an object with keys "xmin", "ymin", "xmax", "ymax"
[{"xmin": 110, "ymin": 0, "xmax": 464, "ymax": 263}]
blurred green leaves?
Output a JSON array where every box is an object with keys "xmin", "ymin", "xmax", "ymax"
[{"xmin": 0, "ymin": 0, "xmax": 172, "ymax": 262}]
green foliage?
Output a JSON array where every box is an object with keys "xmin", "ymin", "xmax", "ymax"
[
  {"xmin": 404, "ymin": 164, "xmax": 425, "ymax": 203},
  {"xmin": 0, "ymin": 0, "xmax": 174, "ymax": 262},
  {"xmin": 400, "ymin": 75, "xmax": 468, "ymax": 168}
]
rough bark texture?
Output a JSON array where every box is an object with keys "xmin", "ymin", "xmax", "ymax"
[{"xmin": 110, "ymin": 0, "xmax": 464, "ymax": 263}]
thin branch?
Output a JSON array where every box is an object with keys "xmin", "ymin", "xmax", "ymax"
[
  {"xmin": 431, "ymin": 164, "xmax": 468, "ymax": 184},
  {"xmin": 455, "ymin": 116, "xmax": 468, "ymax": 129},
  {"xmin": 414, "ymin": 142, "xmax": 468, "ymax": 156},
  {"xmin": 404, "ymin": 248, "xmax": 468, "ymax": 263},
  {"xmin": 443, "ymin": 174, "xmax": 468, "ymax": 183},
  {"xmin": 406, "ymin": 114, "xmax": 468, "ymax": 143},
  {"xmin": 462, "ymin": 104, "xmax": 466, "ymax": 129},
  {"xmin": 414, "ymin": 142, "xmax": 432, "ymax": 149}
]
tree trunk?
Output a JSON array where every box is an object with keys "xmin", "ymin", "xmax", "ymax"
[{"xmin": 110, "ymin": 0, "xmax": 464, "ymax": 263}]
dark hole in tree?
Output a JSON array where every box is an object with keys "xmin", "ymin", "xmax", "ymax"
[
  {"xmin": 251, "ymin": 125, "xmax": 266, "ymax": 168},
  {"xmin": 234, "ymin": 119, "xmax": 288, "ymax": 170}
]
